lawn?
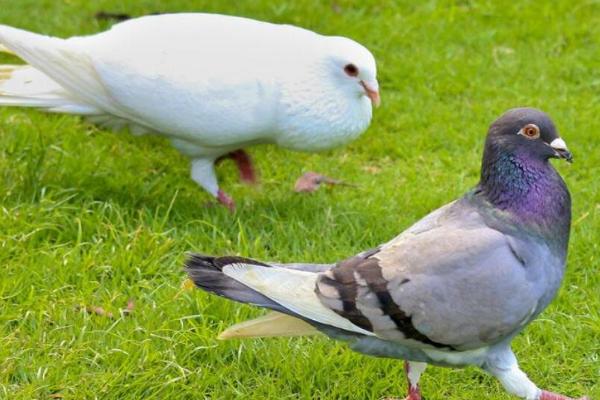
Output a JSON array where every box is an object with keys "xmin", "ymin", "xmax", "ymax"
[{"xmin": 0, "ymin": 1, "xmax": 598, "ymax": 399}]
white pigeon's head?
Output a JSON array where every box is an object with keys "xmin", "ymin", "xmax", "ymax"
[
  {"xmin": 275, "ymin": 32, "xmax": 379, "ymax": 152},
  {"xmin": 324, "ymin": 36, "xmax": 380, "ymax": 108}
]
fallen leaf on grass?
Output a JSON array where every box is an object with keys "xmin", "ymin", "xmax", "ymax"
[
  {"xmin": 79, "ymin": 305, "xmax": 113, "ymax": 318},
  {"xmin": 78, "ymin": 299, "xmax": 135, "ymax": 319},
  {"xmin": 121, "ymin": 299, "xmax": 135, "ymax": 316},
  {"xmin": 182, "ymin": 278, "xmax": 196, "ymax": 291},
  {"xmin": 362, "ymin": 165, "xmax": 382, "ymax": 174},
  {"xmin": 294, "ymin": 171, "xmax": 355, "ymax": 193}
]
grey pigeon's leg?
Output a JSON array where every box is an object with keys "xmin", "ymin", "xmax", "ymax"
[
  {"xmin": 404, "ymin": 361, "xmax": 426, "ymax": 400},
  {"xmin": 484, "ymin": 348, "xmax": 588, "ymax": 400},
  {"xmin": 190, "ymin": 158, "xmax": 235, "ymax": 211},
  {"xmin": 382, "ymin": 361, "xmax": 426, "ymax": 400}
]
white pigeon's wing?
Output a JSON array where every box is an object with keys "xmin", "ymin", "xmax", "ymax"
[
  {"xmin": 70, "ymin": 14, "xmax": 323, "ymax": 147},
  {"xmin": 1, "ymin": 14, "xmax": 326, "ymax": 148}
]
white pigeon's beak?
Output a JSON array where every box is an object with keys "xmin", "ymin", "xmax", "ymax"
[
  {"xmin": 360, "ymin": 80, "xmax": 381, "ymax": 107},
  {"xmin": 550, "ymin": 138, "xmax": 573, "ymax": 163}
]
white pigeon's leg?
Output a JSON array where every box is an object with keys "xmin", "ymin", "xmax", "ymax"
[
  {"xmin": 190, "ymin": 158, "xmax": 234, "ymax": 211},
  {"xmin": 216, "ymin": 149, "xmax": 257, "ymax": 184},
  {"xmin": 229, "ymin": 149, "xmax": 257, "ymax": 184},
  {"xmin": 484, "ymin": 348, "xmax": 588, "ymax": 400},
  {"xmin": 403, "ymin": 361, "xmax": 426, "ymax": 400}
]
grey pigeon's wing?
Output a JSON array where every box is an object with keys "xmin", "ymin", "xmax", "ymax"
[{"xmin": 316, "ymin": 199, "xmax": 551, "ymax": 350}]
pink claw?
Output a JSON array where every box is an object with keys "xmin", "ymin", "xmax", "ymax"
[
  {"xmin": 403, "ymin": 391, "xmax": 422, "ymax": 400},
  {"xmin": 540, "ymin": 391, "xmax": 589, "ymax": 400},
  {"xmin": 217, "ymin": 189, "xmax": 235, "ymax": 212}
]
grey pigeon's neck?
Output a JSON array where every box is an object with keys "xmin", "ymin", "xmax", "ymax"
[{"xmin": 475, "ymin": 144, "xmax": 571, "ymax": 249}]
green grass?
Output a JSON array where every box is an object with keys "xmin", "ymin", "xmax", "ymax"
[{"xmin": 0, "ymin": 1, "xmax": 598, "ymax": 399}]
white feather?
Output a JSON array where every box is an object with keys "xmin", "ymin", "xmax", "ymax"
[
  {"xmin": 222, "ymin": 263, "xmax": 375, "ymax": 336},
  {"xmin": 218, "ymin": 311, "xmax": 319, "ymax": 339}
]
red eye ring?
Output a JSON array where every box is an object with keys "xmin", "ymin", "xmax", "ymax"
[
  {"xmin": 522, "ymin": 124, "xmax": 540, "ymax": 139},
  {"xmin": 344, "ymin": 63, "xmax": 359, "ymax": 77}
]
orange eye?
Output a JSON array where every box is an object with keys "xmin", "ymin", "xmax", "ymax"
[
  {"xmin": 344, "ymin": 63, "xmax": 359, "ymax": 77},
  {"xmin": 521, "ymin": 124, "xmax": 540, "ymax": 139}
]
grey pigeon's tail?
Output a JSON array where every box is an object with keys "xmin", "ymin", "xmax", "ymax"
[
  {"xmin": 184, "ymin": 254, "xmax": 288, "ymax": 312},
  {"xmin": 185, "ymin": 253, "xmax": 369, "ymax": 340}
]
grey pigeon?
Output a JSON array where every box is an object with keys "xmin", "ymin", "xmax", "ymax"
[{"xmin": 185, "ymin": 108, "xmax": 587, "ymax": 400}]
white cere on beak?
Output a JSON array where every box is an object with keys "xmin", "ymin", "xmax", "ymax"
[{"xmin": 550, "ymin": 138, "xmax": 568, "ymax": 151}]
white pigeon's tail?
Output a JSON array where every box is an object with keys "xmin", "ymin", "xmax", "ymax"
[
  {"xmin": 0, "ymin": 64, "xmax": 97, "ymax": 113},
  {"xmin": 0, "ymin": 24, "xmax": 112, "ymax": 115}
]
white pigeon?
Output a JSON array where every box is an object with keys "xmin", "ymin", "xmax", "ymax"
[{"xmin": 0, "ymin": 13, "xmax": 380, "ymax": 209}]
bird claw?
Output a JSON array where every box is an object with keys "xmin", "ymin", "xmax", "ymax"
[
  {"xmin": 540, "ymin": 391, "xmax": 590, "ymax": 400},
  {"xmin": 380, "ymin": 395, "xmax": 421, "ymax": 400},
  {"xmin": 380, "ymin": 388, "xmax": 422, "ymax": 400},
  {"xmin": 403, "ymin": 390, "xmax": 422, "ymax": 400},
  {"xmin": 217, "ymin": 190, "xmax": 236, "ymax": 211}
]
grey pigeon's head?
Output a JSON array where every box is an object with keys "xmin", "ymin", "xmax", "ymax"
[
  {"xmin": 477, "ymin": 108, "xmax": 572, "ymax": 248},
  {"xmin": 485, "ymin": 107, "xmax": 572, "ymax": 163}
]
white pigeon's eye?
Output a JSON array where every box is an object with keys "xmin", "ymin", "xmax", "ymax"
[
  {"xmin": 344, "ymin": 63, "xmax": 359, "ymax": 77},
  {"xmin": 520, "ymin": 124, "xmax": 540, "ymax": 139}
]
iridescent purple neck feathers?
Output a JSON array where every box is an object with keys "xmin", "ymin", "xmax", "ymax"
[{"xmin": 475, "ymin": 142, "xmax": 571, "ymax": 246}]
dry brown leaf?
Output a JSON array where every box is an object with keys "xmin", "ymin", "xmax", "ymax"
[
  {"xmin": 79, "ymin": 305, "xmax": 113, "ymax": 318},
  {"xmin": 362, "ymin": 165, "xmax": 382, "ymax": 174},
  {"xmin": 182, "ymin": 278, "xmax": 196, "ymax": 291},
  {"xmin": 78, "ymin": 299, "xmax": 135, "ymax": 319},
  {"xmin": 122, "ymin": 299, "xmax": 135, "ymax": 316},
  {"xmin": 294, "ymin": 171, "xmax": 354, "ymax": 193}
]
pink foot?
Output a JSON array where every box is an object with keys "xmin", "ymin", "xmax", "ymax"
[
  {"xmin": 403, "ymin": 388, "xmax": 422, "ymax": 400},
  {"xmin": 381, "ymin": 391, "xmax": 420, "ymax": 400},
  {"xmin": 540, "ymin": 391, "xmax": 589, "ymax": 400},
  {"xmin": 229, "ymin": 150, "xmax": 257, "ymax": 184},
  {"xmin": 403, "ymin": 381, "xmax": 421, "ymax": 399},
  {"xmin": 217, "ymin": 190, "xmax": 235, "ymax": 212}
]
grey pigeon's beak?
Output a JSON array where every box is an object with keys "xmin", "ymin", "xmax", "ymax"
[
  {"xmin": 550, "ymin": 138, "xmax": 573, "ymax": 163},
  {"xmin": 360, "ymin": 80, "xmax": 381, "ymax": 107}
]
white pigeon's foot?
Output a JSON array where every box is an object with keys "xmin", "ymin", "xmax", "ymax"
[
  {"xmin": 217, "ymin": 190, "xmax": 235, "ymax": 211},
  {"xmin": 540, "ymin": 391, "xmax": 589, "ymax": 400}
]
